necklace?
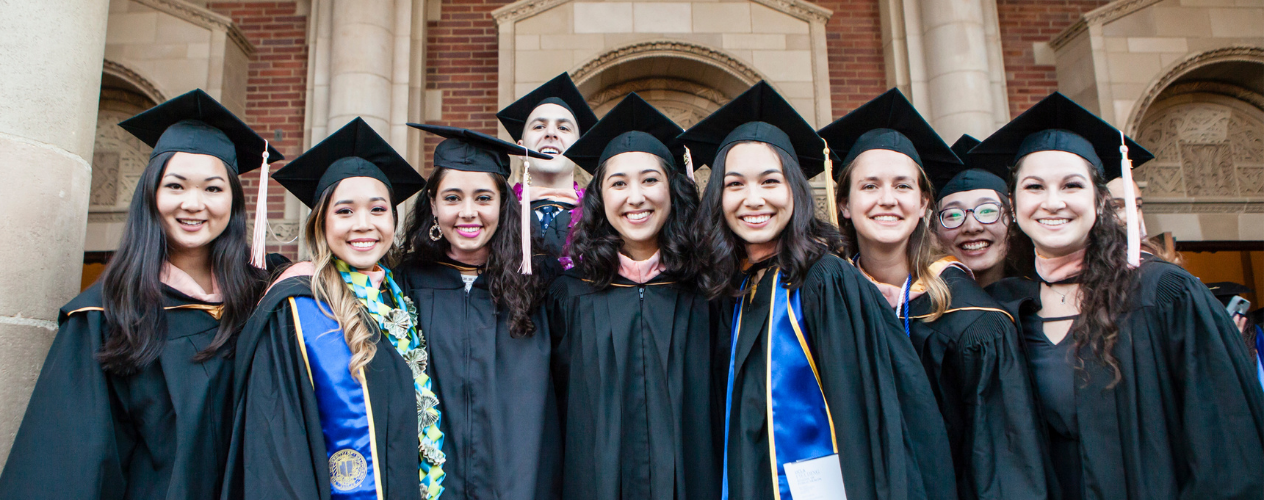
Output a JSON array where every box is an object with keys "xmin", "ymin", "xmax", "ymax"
[{"xmin": 1045, "ymin": 282, "xmax": 1072, "ymax": 304}]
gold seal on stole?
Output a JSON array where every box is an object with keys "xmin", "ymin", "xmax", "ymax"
[{"xmin": 329, "ymin": 448, "xmax": 368, "ymax": 491}]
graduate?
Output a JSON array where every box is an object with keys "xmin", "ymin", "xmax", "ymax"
[
  {"xmin": 220, "ymin": 118, "xmax": 444, "ymax": 500},
  {"xmin": 928, "ymin": 134, "xmax": 1014, "ymax": 288},
  {"xmin": 397, "ymin": 123, "xmax": 561, "ymax": 500},
  {"xmin": 819, "ymin": 88, "xmax": 1048, "ymax": 499},
  {"xmin": 496, "ymin": 73, "xmax": 599, "ymax": 260},
  {"xmin": 977, "ymin": 92, "xmax": 1264, "ymax": 499},
  {"xmin": 545, "ymin": 93, "xmax": 717, "ymax": 499},
  {"xmin": 0, "ymin": 89, "xmax": 281, "ymax": 499},
  {"xmin": 682, "ymin": 81, "xmax": 956, "ymax": 500}
]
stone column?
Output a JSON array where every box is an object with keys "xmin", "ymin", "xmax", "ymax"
[
  {"xmin": 0, "ymin": 0, "xmax": 109, "ymax": 469},
  {"xmin": 919, "ymin": 0, "xmax": 997, "ymax": 140},
  {"xmin": 326, "ymin": 0, "xmax": 396, "ymax": 135}
]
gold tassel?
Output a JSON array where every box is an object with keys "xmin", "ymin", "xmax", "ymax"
[{"xmin": 823, "ymin": 145, "xmax": 838, "ymax": 227}]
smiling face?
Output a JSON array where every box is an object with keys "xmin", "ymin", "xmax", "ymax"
[
  {"xmin": 433, "ymin": 169, "xmax": 500, "ymax": 265},
  {"xmin": 324, "ymin": 177, "xmax": 396, "ymax": 271},
  {"xmin": 602, "ymin": 151, "xmax": 671, "ymax": 259},
  {"xmin": 838, "ymin": 149, "xmax": 929, "ymax": 253},
  {"xmin": 935, "ymin": 188, "xmax": 1009, "ymax": 274},
  {"xmin": 156, "ymin": 152, "xmax": 234, "ymax": 256},
  {"xmin": 1013, "ymin": 150, "xmax": 1098, "ymax": 258},
  {"xmin": 518, "ymin": 102, "xmax": 579, "ymax": 175},
  {"xmin": 721, "ymin": 142, "xmax": 793, "ymax": 260}
]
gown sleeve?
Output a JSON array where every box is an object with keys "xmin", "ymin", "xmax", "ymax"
[
  {"xmin": 952, "ymin": 311, "xmax": 1048, "ymax": 499},
  {"xmin": 1155, "ymin": 268, "xmax": 1264, "ymax": 498},
  {"xmin": 220, "ymin": 292, "xmax": 328, "ymax": 500},
  {"xmin": 798, "ymin": 257, "xmax": 958, "ymax": 500},
  {"xmin": 0, "ymin": 306, "xmax": 127, "ymax": 499}
]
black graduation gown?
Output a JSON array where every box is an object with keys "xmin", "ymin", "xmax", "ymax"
[
  {"xmin": 545, "ymin": 270, "xmax": 718, "ymax": 500},
  {"xmin": 718, "ymin": 255, "xmax": 956, "ymax": 500},
  {"xmin": 531, "ymin": 198, "xmax": 575, "ymax": 257},
  {"xmin": 0, "ymin": 283, "xmax": 233, "ymax": 500},
  {"xmin": 988, "ymin": 258, "xmax": 1264, "ymax": 499},
  {"xmin": 219, "ymin": 276, "xmax": 422, "ymax": 500},
  {"xmin": 904, "ymin": 266, "xmax": 1047, "ymax": 499},
  {"xmin": 397, "ymin": 258, "xmax": 562, "ymax": 500}
]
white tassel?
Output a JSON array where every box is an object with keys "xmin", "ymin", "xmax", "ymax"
[
  {"xmin": 683, "ymin": 146, "xmax": 696, "ymax": 182},
  {"xmin": 1119, "ymin": 131, "xmax": 1140, "ymax": 268},
  {"xmin": 519, "ymin": 156, "xmax": 533, "ymax": 275},
  {"xmin": 249, "ymin": 141, "xmax": 271, "ymax": 270}
]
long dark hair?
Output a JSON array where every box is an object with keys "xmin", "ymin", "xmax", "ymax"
[
  {"xmin": 697, "ymin": 141, "xmax": 846, "ymax": 299},
  {"xmin": 1008, "ymin": 155, "xmax": 1134, "ymax": 386},
  {"xmin": 402, "ymin": 167, "xmax": 543, "ymax": 337},
  {"xmin": 570, "ymin": 154, "xmax": 701, "ymax": 289},
  {"xmin": 97, "ymin": 152, "xmax": 267, "ymax": 375}
]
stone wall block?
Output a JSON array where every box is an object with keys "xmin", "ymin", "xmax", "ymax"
[
  {"xmin": 106, "ymin": 12, "xmax": 159, "ymax": 44},
  {"xmin": 516, "ymin": 50, "xmax": 576, "ymax": 81},
  {"xmin": 1209, "ymin": 7, "xmax": 1264, "ymax": 36},
  {"xmin": 1105, "ymin": 52, "xmax": 1162, "ymax": 84},
  {"xmin": 722, "ymin": 34, "xmax": 786, "ymax": 50},
  {"xmin": 693, "ymin": 3, "xmax": 751, "ymax": 33},
  {"xmin": 1150, "ymin": 7, "xmax": 1213, "ymax": 37},
  {"xmin": 634, "ymin": 3, "xmax": 692, "ymax": 33},
  {"xmin": 156, "ymin": 15, "xmax": 213, "ymax": 44},
  {"xmin": 750, "ymin": 4, "xmax": 808, "ymax": 34},
  {"xmin": 752, "ymin": 50, "xmax": 811, "ymax": 81},
  {"xmin": 517, "ymin": 7, "xmax": 573, "ymax": 35},
  {"xmin": 574, "ymin": 3, "xmax": 634, "ymax": 33}
]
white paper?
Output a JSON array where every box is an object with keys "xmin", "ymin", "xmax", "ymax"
[{"xmin": 784, "ymin": 454, "xmax": 847, "ymax": 500}]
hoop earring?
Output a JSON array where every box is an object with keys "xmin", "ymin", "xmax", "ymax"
[{"xmin": 429, "ymin": 217, "xmax": 442, "ymax": 241}]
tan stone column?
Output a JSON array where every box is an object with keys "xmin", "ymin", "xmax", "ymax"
[
  {"xmin": 0, "ymin": 0, "xmax": 109, "ymax": 468},
  {"xmin": 919, "ymin": 0, "xmax": 996, "ymax": 140},
  {"xmin": 326, "ymin": 0, "xmax": 396, "ymax": 135}
]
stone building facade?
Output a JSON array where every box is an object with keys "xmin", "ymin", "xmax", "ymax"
[{"xmin": 0, "ymin": 0, "xmax": 1260, "ymax": 468}]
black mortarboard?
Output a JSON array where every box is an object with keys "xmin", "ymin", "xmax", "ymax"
[
  {"xmin": 816, "ymin": 88, "xmax": 961, "ymax": 184},
  {"xmin": 1206, "ymin": 282, "xmax": 1253, "ymax": 306},
  {"xmin": 118, "ymin": 89, "xmax": 283, "ymax": 174},
  {"xmin": 932, "ymin": 134, "xmax": 1010, "ymax": 201},
  {"xmin": 408, "ymin": 123, "xmax": 552, "ymax": 178},
  {"xmin": 564, "ymin": 93, "xmax": 687, "ymax": 176},
  {"xmin": 496, "ymin": 73, "xmax": 599, "ymax": 142},
  {"xmin": 273, "ymin": 118, "xmax": 424, "ymax": 208},
  {"xmin": 677, "ymin": 81, "xmax": 833, "ymax": 178},
  {"xmin": 970, "ymin": 92, "xmax": 1154, "ymax": 180}
]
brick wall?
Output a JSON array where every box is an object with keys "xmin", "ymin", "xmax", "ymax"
[
  {"xmin": 425, "ymin": 0, "xmax": 505, "ymax": 172},
  {"xmin": 208, "ymin": 1, "xmax": 308, "ymax": 258},
  {"xmin": 814, "ymin": 0, "xmax": 888, "ymax": 120},
  {"xmin": 997, "ymin": 0, "xmax": 1108, "ymax": 117}
]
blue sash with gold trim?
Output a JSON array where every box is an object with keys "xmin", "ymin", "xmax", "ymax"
[
  {"xmin": 292, "ymin": 296, "xmax": 381, "ymax": 500},
  {"xmin": 723, "ymin": 268, "xmax": 838, "ymax": 500}
]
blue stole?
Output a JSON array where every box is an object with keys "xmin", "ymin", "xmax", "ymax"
[
  {"xmin": 1254, "ymin": 326, "xmax": 1264, "ymax": 393},
  {"xmin": 722, "ymin": 268, "xmax": 838, "ymax": 500},
  {"xmin": 291, "ymin": 296, "xmax": 382, "ymax": 500}
]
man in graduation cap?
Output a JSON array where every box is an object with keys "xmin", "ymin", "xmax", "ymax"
[
  {"xmin": 680, "ymin": 81, "xmax": 957, "ymax": 500},
  {"xmin": 497, "ymin": 72, "xmax": 599, "ymax": 261},
  {"xmin": 222, "ymin": 118, "xmax": 446, "ymax": 500},
  {"xmin": 397, "ymin": 122, "xmax": 562, "ymax": 500},
  {"xmin": 981, "ymin": 92, "xmax": 1264, "ymax": 500},
  {"xmin": 819, "ymin": 88, "xmax": 1048, "ymax": 500},
  {"xmin": 547, "ymin": 93, "xmax": 718, "ymax": 500}
]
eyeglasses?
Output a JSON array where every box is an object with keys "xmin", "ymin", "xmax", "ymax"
[{"xmin": 938, "ymin": 202, "xmax": 1003, "ymax": 229}]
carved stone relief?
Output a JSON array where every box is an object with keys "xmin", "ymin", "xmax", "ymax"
[
  {"xmin": 1180, "ymin": 143, "xmax": 1235, "ymax": 197},
  {"xmin": 91, "ymin": 109, "xmax": 153, "ymax": 210},
  {"xmin": 1136, "ymin": 96, "xmax": 1264, "ymax": 200}
]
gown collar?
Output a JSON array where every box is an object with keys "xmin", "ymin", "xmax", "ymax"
[
  {"xmin": 161, "ymin": 262, "xmax": 222, "ymax": 303},
  {"xmin": 617, "ymin": 250, "xmax": 664, "ymax": 284},
  {"xmin": 1034, "ymin": 248, "xmax": 1085, "ymax": 284}
]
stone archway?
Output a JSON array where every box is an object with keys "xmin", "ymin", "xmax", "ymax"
[{"xmin": 85, "ymin": 68, "xmax": 159, "ymax": 254}]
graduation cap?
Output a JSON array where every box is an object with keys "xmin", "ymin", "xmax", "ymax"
[
  {"xmin": 677, "ymin": 81, "xmax": 832, "ymax": 181},
  {"xmin": 118, "ymin": 89, "xmax": 283, "ymax": 174},
  {"xmin": 273, "ymin": 118, "xmax": 424, "ymax": 209},
  {"xmin": 817, "ymin": 88, "xmax": 961, "ymax": 178},
  {"xmin": 931, "ymin": 134, "xmax": 1010, "ymax": 201},
  {"xmin": 496, "ymin": 73, "xmax": 599, "ymax": 142},
  {"xmin": 408, "ymin": 123, "xmax": 552, "ymax": 178},
  {"xmin": 564, "ymin": 93, "xmax": 690, "ymax": 179},
  {"xmin": 1206, "ymin": 282, "xmax": 1252, "ymax": 307}
]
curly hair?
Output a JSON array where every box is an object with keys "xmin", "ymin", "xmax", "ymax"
[
  {"xmin": 696, "ymin": 141, "xmax": 847, "ymax": 299},
  {"xmin": 569, "ymin": 153, "xmax": 702, "ymax": 290},
  {"xmin": 401, "ymin": 167, "xmax": 544, "ymax": 337},
  {"xmin": 1009, "ymin": 155, "xmax": 1134, "ymax": 387}
]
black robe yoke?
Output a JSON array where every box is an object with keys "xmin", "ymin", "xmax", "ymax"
[
  {"xmin": 545, "ymin": 271, "xmax": 718, "ymax": 500},
  {"xmin": 398, "ymin": 260, "xmax": 561, "ymax": 500},
  {"xmin": 988, "ymin": 259, "xmax": 1264, "ymax": 499},
  {"xmin": 219, "ymin": 277, "xmax": 422, "ymax": 500},
  {"xmin": 719, "ymin": 255, "xmax": 956, "ymax": 500},
  {"xmin": 531, "ymin": 199, "xmax": 575, "ymax": 258},
  {"xmin": 906, "ymin": 266, "xmax": 1047, "ymax": 499},
  {"xmin": 0, "ymin": 283, "xmax": 233, "ymax": 500}
]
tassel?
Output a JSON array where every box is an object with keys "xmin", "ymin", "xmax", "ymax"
[
  {"xmin": 1119, "ymin": 131, "xmax": 1140, "ymax": 268},
  {"xmin": 823, "ymin": 145, "xmax": 838, "ymax": 227},
  {"xmin": 683, "ymin": 146, "xmax": 696, "ymax": 182},
  {"xmin": 519, "ymin": 155, "xmax": 533, "ymax": 275},
  {"xmin": 249, "ymin": 141, "xmax": 271, "ymax": 270}
]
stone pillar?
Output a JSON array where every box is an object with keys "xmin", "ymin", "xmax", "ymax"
[
  {"xmin": 326, "ymin": 0, "xmax": 395, "ymax": 135},
  {"xmin": 0, "ymin": 0, "xmax": 108, "ymax": 469},
  {"xmin": 919, "ymin": 0, "xmax": 996, "ymax": 140}
]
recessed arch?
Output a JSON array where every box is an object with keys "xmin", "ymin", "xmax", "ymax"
[{"xmin": 1125, "ymin": 46, "xmax": 1264, "ymax": 137}]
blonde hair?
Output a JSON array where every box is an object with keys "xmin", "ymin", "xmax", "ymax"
[
  {"xmin": 304, "ymin": 185, "xmax": 384, "ymax": 378},
  {"xmin": 835, "ymin": 156, "xmax": 952, "ymax": 321}
]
